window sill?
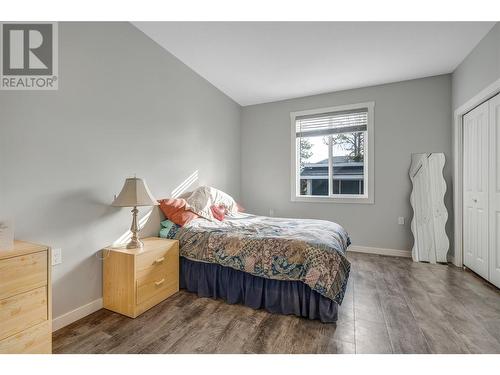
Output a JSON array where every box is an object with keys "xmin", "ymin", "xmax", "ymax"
[{"xmin": 291, "ymin": 195, "xmax": 374, "ymax": 204}]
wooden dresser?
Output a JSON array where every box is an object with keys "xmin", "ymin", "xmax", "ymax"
[
  {"xmin": 103, "ymin": 237, "xmax": 179, "ymax": 318},
  {"xmin": 0, "ymin": 241, "xmax": 52, "ymax": 354}
]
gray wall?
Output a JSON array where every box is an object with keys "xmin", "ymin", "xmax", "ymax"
[
  {"xmin": 241, "ymin": 75, "xmax": 453, "ymax": 252},
  {"xmin": 452, "ymin": 22, "xmax": 500, "ymax": 110},
  {"xmin": 0, "ymin": 22, "xmax": 241, "ymax": 318}
]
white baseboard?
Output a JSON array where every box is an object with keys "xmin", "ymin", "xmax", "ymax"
[
  {"xmin": 52, "ymin": 298, "xmax": 103, "ymax": 332},
  {"xmin": 349, "ymin": 245, "xmax": 411, "ymax": 258}
]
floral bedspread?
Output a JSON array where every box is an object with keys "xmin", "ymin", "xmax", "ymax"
[{"xmin": 174, "ymin": 213, "xmax": 351, "ymax": 304}]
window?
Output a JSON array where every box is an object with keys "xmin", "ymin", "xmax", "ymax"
[{"xmin": 291, "ymin": 102, "xmax": 374, "ymax": 203}]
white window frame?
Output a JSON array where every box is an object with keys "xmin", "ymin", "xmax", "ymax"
[{"xmin": 290, "ymin": 101, "xmax": 375, "ymax": 204}]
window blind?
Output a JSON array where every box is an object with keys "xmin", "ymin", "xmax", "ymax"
[{"xmin": 296, "ymin": 108, "xmax": 368, "ymax": 137}]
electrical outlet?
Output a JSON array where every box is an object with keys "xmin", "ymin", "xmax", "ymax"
[
  {"xmin": 398, "ymin": 217, "xmax": 405, "ymax": 225},
  {"xmin": 52, "ymin": 248, "xmax": 62, "ymax": 266}
]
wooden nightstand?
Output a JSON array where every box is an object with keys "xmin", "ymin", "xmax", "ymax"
[{"xmin": 103, "ymin": 237, "xmax": 179, "ymax": 318}]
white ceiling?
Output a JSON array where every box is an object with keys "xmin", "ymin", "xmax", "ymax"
[{"xmin": 133, "ymin": 22, "xmax": 495, "ymax": 106}]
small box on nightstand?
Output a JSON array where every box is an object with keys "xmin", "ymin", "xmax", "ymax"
[{"xmin": 103, "ymin": 237, "xmax": 179, "ymax": 318}]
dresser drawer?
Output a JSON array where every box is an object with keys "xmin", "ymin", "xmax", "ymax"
[
  {"xmin": 0, "ymin": 320, "xmax": 51, "ymax": 354},
  {"xmin": 0, "ymin": 286, "xmax": 48, "ymax": 341},
  {"xmin": 136, "ymin": 242, "xmax": 178, "ymax": 280},
  {"xmin": 0, "ymin": 251, "xmax": 48, "ymax": 300}
]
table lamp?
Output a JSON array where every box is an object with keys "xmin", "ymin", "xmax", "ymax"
[{"xmin": 112, "ymin": 177, "xmax": 158, "ymax": 249}]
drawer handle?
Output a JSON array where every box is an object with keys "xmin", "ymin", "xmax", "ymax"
[
  {"xmin": 154, "ymin": 257, "xmax": 165, "ymax": 264},
  {"xmin": 155, "ymin": 278, "xmax": 165, "ymax": 286}
]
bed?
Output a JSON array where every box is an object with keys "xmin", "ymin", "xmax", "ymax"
[{"xmin": 145, "ymin": 207, "xmax": 351, "ymax": 323}]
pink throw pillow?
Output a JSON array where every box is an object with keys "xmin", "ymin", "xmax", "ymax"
[{"xmin": 210, "ymin": 204, "xmax": 226, "ymax": 221}]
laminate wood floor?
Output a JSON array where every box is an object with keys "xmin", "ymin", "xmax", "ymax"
[{"xmin": 53, "ymin": 252, "xmax": 500, "ymax": 354}]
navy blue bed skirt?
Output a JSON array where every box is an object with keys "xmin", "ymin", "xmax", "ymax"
[{"xmin": 180, "ymin": 256, "xmax": 339, "ymax": 323}]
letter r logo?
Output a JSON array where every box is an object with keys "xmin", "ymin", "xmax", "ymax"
[{"xmin": 2, "ymin": 24, "xmax": 53, "ymax": 75}]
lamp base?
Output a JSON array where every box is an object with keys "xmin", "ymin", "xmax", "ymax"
[
  {"xmin": 126, "ymin": 206, "xmax": 143, "ymax": 249},
  {"xmin": 126, "ymin": 237, "xmax": 143, "ymax": 249}
]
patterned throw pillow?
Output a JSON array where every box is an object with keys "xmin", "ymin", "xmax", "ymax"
[{"xmin": 159, "ymin": 219, "xmax": 181, "ymax": 239}]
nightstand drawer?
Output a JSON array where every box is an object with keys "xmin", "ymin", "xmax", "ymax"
[
  {"xmin": 136, "ymin": 262, "xmax": 169, "ymax": 288},
  {"xmin": 0, "ymin": 251, "xmax": 48, "ymax": 300},
  {"xmin": 136, "ymin": 242, "xmax": 178, "ymax": 277},
  {"xmin": 0, "ymin": 286, "xmax": 48, "ymax": 341},
  {"xmin": 136, "ymin": 274, "xmax": 177, "ymax": 305}
]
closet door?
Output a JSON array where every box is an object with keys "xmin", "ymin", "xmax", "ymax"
[
  {"xmin": 463, "ymin": 102, "xmax": 489, "ymax": 279},
  {"xmin": 489, "ymin": 94, "xmax": 500, "ymax": 288}
]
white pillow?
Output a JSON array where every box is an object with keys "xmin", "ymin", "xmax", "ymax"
[
  {"xmin": 177, "ymin": 191, "xmax": 193, "ymax": 199},
  {"xmin": 185, "ymin": 186, "xmax": 237, "ymax": 220}
]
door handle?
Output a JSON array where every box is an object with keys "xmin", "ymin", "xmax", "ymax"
[{"xmin": 472, "ymin": 198, "xmax": 478, "ymax": 203}]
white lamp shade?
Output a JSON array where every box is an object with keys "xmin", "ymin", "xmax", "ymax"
[{"xmin": 112, "ymin": 177, "xmax": 158, "ymax": 207}]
